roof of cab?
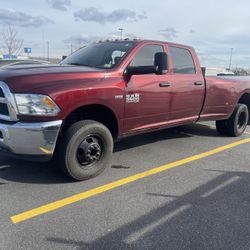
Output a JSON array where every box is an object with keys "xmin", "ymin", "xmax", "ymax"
[{"xmin": 96, "ymin": 38, "xmax": 194, "ymax": 50}]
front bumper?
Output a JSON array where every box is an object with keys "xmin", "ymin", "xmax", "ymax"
[{"xmin": 0, "ymin": 120, "xmax": 62, "ymax": 159}]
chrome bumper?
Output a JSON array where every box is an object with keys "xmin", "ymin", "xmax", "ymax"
[{"xmin": 0, "ymin": 120, "xmax": 62, "ymax": 157}]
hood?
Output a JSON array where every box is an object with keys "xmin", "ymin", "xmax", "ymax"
[
  {"xmin": 0, "ymin": 64, "xmax": 106, "ymax": 92},
  {"xmin": 0, "ymin": 63, "xmax": 104, "ymax": 76}
]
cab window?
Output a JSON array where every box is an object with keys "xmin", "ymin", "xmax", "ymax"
[
  {"xmin": 169, "ymin": 46, "xmax": 196, "ymax": 74},
  {"xmin": 130, "ymin": 45, "xmax": 164, "ymax": 67}
]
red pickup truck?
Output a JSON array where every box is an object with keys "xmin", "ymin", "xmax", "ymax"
[{"xmin": 0, "ymin": 40, "xmax": 249, "ymax": 180}]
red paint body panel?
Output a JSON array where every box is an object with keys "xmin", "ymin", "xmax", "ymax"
[{"xmin": 0, "ymin": 40, "xmax": 249, "ymax": 138}]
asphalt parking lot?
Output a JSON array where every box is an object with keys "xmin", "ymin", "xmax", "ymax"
[{"xmin": 1, "ymin": 122, "xmax": 250, "ymax": 250}]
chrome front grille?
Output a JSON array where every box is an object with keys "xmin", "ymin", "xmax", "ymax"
[{"xmin": 0, "ymin": 82, "xmax": 18, "ymax": 121}]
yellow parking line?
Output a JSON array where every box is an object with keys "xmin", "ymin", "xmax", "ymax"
[{"xmin": 11, "ymin": 138, "xmax": 250, "ymax": 224}]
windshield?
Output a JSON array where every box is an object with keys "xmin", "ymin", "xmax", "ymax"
[{"xmin": 60, "ymin": 41, "xmax": 136, "ymax": 69}]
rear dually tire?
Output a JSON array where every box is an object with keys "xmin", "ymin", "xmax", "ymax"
[{"xmin": 216, "ymin": 103, "xmax": 249, "ymax": 137}]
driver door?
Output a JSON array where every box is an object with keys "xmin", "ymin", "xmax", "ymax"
[{"xmin": 123, "ymin": 44, "xmax": 171, "ymax": 133}]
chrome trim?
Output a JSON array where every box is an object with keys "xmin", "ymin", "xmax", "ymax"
[
  {"xmin": 0, "ymin": 120, "xmax": 62, "ymax": 156},
  {"xmin": 0, "ymin": 97, "xmax": 7, "ymax": 103},
  {"xmin": 0, "ymin": 81, "xmax": 18, "ymax": 121}
]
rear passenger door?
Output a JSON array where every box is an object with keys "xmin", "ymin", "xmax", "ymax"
[{"xmin": 168, "ymin": 46, "xmax": 205, "ymax": 122}]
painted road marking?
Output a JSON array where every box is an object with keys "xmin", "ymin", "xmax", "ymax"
[
  {"xmin": 201, "ymin": 176, "xmax": 240, "ymax": 198},
  {"xmin": 10, "ymin": 138, "xmax": 250, "ymax": 224}
]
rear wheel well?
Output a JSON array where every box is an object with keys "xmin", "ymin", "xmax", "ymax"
[
  {"xmin": 239, "ymin": 93, "xmax": 250, "ymax": 124},
  {"xmin": 61, "ymin": 105, "xmax": 119, "ymax": 138}
]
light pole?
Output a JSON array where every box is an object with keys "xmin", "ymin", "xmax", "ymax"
[
  {"xmin": 228, "ymin": 48, "xmax": 233, "ymax": 70},
  {"xmin": 47, "ymin": 41, "xmax": 50, "ymax": 62},
  {"xmin": 42, "ymin": 30, "xmax": 45, "ymax": 58},
  {"xmin": 118, "ymin": 28, "xmax": 124, "ymax": 39}
]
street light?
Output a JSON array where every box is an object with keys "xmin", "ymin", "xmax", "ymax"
[
  {"xmin": 228, "ymin": 48, "xmax": 233, "ymax": 70},
  {"xmin": 47, "ymin": 41, "xmax": 50, "ymax": 62},
  {"xmin": 118, "ymin": 28, "xmax": 124, "ymax": 39}
]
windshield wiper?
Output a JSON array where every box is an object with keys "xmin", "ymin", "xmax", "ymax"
[
  {"xmin": 63, "ymin": 63, "xmax": 102, "ymax": 69},
  {"xmin": 65, "ymin": 63, "xmax": 90, "ymax": 66},
  {"xmin": 64, "ymin": 63, "xmax": 98, "ymax": 69}
]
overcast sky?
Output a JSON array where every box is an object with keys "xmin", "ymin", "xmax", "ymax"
[{"xmin": 0, "ymin": 0, "xmax": 249, "ymax": 68}]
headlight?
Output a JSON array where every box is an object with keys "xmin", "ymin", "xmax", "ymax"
[{"xmin": 14, "ymin": 94, "xmax": 60, "ymax": 116}]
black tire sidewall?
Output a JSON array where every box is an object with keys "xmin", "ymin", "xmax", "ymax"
[
  {"xmin": 216, "ymin": 103, "xmax": 249, "ymax": 137},
  {"xmin": 233, "ymin": 104, "xmax": 249, "ymax": 136},
  {"xmin": 61, "ymin": 121, "xmax": 113, "ymax": 181}
]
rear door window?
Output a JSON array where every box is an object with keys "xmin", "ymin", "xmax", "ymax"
[{"xmin": 169, "ymin": 47, "xmax": 196, "ymax": 74}]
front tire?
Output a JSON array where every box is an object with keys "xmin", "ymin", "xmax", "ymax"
[
  {"xmin": 58, "ymin": 120, "xmax": 113, "ymax": 181},
  {"xmin": 216, "ymin": 103, "xmax": 249, "ymax": 137}
]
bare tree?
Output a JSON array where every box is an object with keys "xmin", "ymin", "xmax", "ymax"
[{"xmin": 1, "ymin": 24, "xmax": 23, "ymax": 58}]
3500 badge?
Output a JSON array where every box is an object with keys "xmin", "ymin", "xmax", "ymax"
[{"xmin": 126, "ymin": 93, "xmax": 140, "ymax": 103}]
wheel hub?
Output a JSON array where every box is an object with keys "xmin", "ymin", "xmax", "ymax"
[
  {"xmin": 77, "ymin": 136, "xmax": 102, "ymax": 166},
  {"xmin": 86, "ymin": 143, "xmax": 101, "ymax": 161}
]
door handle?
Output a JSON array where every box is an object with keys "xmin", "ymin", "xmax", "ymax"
[
  {"xmin": 159, "ymin": 82, "xmax": 171, "ymax": 87},
  {"xmin": 194, "ymin": 81, "xmax": 203, "ymax": 86}
]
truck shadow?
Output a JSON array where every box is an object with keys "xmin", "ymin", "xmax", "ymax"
[
  {"xmin": 114, "ymin": 123, "xmax": 219, "ymax": 152},
  {"xmin": 0, "ymin": 123, "xmax": 220, "ymax": 184},
  {"xmin": 46, "ymin": 169, "xmax": 250, "ymax": 249},
  {"xmin": 0, "ymin": 155, "xmax": 66, "ymax": 184}
]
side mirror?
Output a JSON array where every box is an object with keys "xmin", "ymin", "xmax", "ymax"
[
  {"xmin": 154, "ymin": 52, "xmax": 168, "ymax": 74},
  {"xmin": 62, "ymin": 55, "xmax": 67, "ymax": 60}
]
